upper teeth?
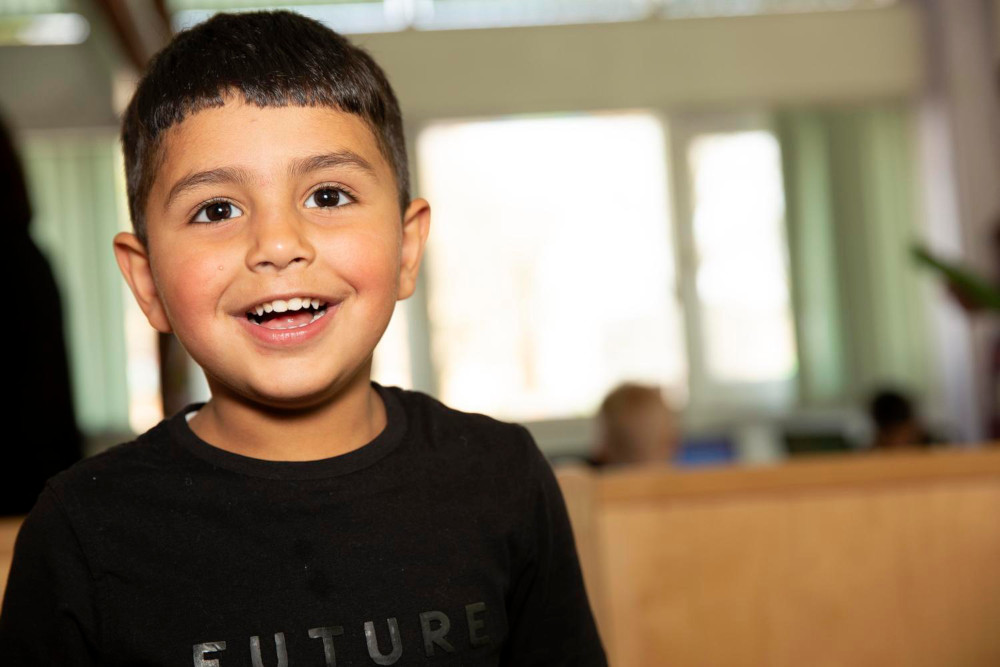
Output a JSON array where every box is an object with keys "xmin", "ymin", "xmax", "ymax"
[{"xmin": 250, "ymin": 297, "xmax": 324, "ymax": 317}]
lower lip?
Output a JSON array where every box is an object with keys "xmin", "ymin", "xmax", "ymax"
[{"xmin": 236, "ymin": 304, "xmax": 338, "ymax": 347}]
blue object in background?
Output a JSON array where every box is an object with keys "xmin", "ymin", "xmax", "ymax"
[{"xmin": 674, "ymin": 436, "xmax": 735, "ymax": 467}]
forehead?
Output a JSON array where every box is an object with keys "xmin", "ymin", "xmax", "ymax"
[{"xmin": 151, "ymin": 97, "xmax": 392, "ymax": 202}]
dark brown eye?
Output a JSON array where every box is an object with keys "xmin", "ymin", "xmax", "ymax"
[
  {"xmin": 206, "ymin": 202, "xmax": 232, "ymax": 220},
  {"xmin": 306, "ymin": 187, "xmax": 354, "ymax": 209},
  {"xmin": 192, "ymin": 200, "xmax": 243, "ymax": 224}
]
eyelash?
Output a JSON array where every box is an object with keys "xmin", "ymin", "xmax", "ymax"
[{"xmin": 188, "ymin": 184, "xmax": 358, "ymax": 225}]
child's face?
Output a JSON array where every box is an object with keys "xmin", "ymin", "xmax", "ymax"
[{"xmin": 114, "ymin": 95, "xmax": 429, "ymax": 409}]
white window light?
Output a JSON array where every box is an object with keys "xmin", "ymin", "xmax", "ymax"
[
  {"xmin": 413, "ymin": 110, "xmax": 687, "ymax": 423},
  {"xmin": 0, "ymin": 12, "xmax": 89, "ymax": 46}
]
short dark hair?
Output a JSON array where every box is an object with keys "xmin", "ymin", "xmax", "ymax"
[
  {"xmin": 120, "ymin": 9, "xmax": 410, "ymax": 248},
  {"xmin": 869, "ymin": 389, "xmax": 914, "ymax": 429}
]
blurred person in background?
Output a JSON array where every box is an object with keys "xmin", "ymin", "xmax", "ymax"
[
  {"xmin": 589, "ymin": 382, "xmax": 680, "ymax": 468},
  {"xmin": 868, "ymin": 388, "xmax": 938, "ymax": 450},
  {"xmin": 2, "ymin": 111, "xmax": 83, "ymax": 515}
]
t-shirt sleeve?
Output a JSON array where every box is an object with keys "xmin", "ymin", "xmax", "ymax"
[
  {"xmin": 502, "ymin": 425, "xmax": 608, "ymax": 666},
  {"xmin": 0, "ymin": 483, "xmax": 103, "ymax": 665}
]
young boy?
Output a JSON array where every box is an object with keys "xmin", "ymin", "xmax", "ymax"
[{"xmin": 0, "ymin": 10, "xmax": 606, "ymax": 666}]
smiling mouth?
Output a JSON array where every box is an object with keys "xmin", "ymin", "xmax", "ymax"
[{"xmin": 246, "ymin": 303, "xmax": 329, "ymax": 330}]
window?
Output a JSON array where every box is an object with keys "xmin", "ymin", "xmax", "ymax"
[
  {"xmin": 670, "ymin": 113, "xmax": 797, "ymax": 411},
  {"xmin": 0, "ymin": 0, "xmax": 89, "ymax": 46},
  {"xmin": 690, "ymin": 132, "xmax": 796, "ymax": 384},
  {"xmin": 408, "ymin": 111, "xmax": 687, "ymax": 422},
  {"xmin": 377, "ymin": 110, "xmax": 801, "ymax": 424}
]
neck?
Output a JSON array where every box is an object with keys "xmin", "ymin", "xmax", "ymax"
[{"xmin": 187, "ymin": 370, "xmax": 387, "ymax": 462}]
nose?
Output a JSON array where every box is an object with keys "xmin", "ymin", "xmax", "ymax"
[{"xmin": 245, "ymin": 207, "xmax": 316, "ymax": 273}]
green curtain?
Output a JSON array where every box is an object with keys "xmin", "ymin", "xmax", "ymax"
[
  {"xmin": 777, "ymin": 103, "xmax": 933, "ymax": 408},
  {"xmin": 21, "ymin": 130, "xmax": 130, "ymax": 439}
]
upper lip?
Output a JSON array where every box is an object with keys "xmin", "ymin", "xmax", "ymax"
[{"xmin": 234, "ymin": 292, "xmax": 342, "ymax": 317}]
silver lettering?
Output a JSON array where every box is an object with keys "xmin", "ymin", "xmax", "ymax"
[
  {"xmin": 250, "ymin": 632, "xmax": 288, "ymax": 667},
  {"xmin": 419, "ymin": 610, "xmax": 455, "ymax": 656},
  {"xmin": 466, "ymin": 602, "xmax": 490, "ymax": 647},
  {"xmin": 308, "ymin": 626, "xmax": 344, "ymax": 667},
  {"xmin": 193, "ymin": 641, "xmax": 226, "ymax": 667},
  {"xmin": 364, "ymin": 618, "xmax": 403, "ymax": 665}
]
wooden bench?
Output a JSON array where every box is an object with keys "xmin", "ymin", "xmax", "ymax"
[
  {"xmin": 0, "ymin": 516, "xmax": 24, "ymax": 604},
  {"xmin": 556, "ymin": 447, "xmax": 1000, "ymax": 667}
]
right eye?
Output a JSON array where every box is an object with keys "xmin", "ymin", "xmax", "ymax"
[{"xmin": 191, "ymin": 199, "xmax": 244, "ymax": 224}]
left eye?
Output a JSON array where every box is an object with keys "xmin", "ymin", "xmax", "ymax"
[
  {"xmin": 306, "ymin": 187, "xmax": 354, "ymax": 209},
  {"xmin": 192, "ymin": 200, "xmax": 244, "ymax": 224}
]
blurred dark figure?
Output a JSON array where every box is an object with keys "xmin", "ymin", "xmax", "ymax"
[
  {"xmin": 868, "ymin": 389, "xmax": 936, "ymax": 450},
  {"xmin": 2, "ymin": 111, "xmax": 83, "ymax": 516},
  {"xmin": 589, "ymin": 382, "xmax": 680, "ymax": 468}
]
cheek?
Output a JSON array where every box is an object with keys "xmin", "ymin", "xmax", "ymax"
[
  {"xmin": 324, "ymin": 230, "xmax": 401, "ymax": 291},
  {"xmin": 157, "ymin": 251, "xmax": 234, "ymax": 322}
]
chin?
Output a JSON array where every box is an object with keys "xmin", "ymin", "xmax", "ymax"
[
  {"xmin": 253, "ymin": 393, "xmax": 332, "ymax": 412},
  {"xmin": 239, "ymin": 380, "xmax": 330, "ymax": 409}
]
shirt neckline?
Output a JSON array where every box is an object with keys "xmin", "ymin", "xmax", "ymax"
[{"xmin": 166, "ymin": 381, "xmax": 407, "ymax": 480}]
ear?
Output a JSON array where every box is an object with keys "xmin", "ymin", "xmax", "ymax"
[
  {"xmin": 397, "ymin": 197, "xmax": 431, "ymax": 301},
  {"xmin": 113, "ymin": 231, "xmax": 173, "ymax": 334}
]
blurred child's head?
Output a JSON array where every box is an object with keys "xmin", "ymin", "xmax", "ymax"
[
  {"xmin": 594, "ymin": 382, "xmax": 679, "ymax": 466},
  {"xmin": 869, "ymin": 388, "xmax": 923, "ymax": 449},
  {"xmin": 120, "ymin": 9, "xmax": 410, "ymax": 250}
]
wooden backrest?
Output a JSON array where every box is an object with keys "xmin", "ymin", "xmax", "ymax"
[
  {"xmin": 0, "ymin": 517, "xmax": 25, "ymax": 603},
  {"xmin": 556, "ymin": 447, "xmax": 1000, "ymax": 667}
]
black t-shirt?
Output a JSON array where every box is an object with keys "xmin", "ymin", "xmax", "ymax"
[{"xmin": 0, "ymin": 382, "xmax": 607, "ymax": 666}]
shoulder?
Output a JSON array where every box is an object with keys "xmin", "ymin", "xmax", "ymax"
[
  {"xmin": 385, "ymin": 385, "xmax": 534, "ymax": 446},
  {"xmin": 42, "ymin": 417, "xmax": 177, "ymax": 514},
  {"xmin": 382, "ymin": 383, "xmax": 545, "ymax": 474}
]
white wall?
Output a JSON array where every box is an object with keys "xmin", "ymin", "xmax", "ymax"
[{"xmin": 356, "ymin": 6, "xmax": 923, "ymax": 125}]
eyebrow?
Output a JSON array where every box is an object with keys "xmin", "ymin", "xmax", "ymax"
[{"xmin": 163, "ymin": 150, "xmax": 379, "ymax": 212}]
